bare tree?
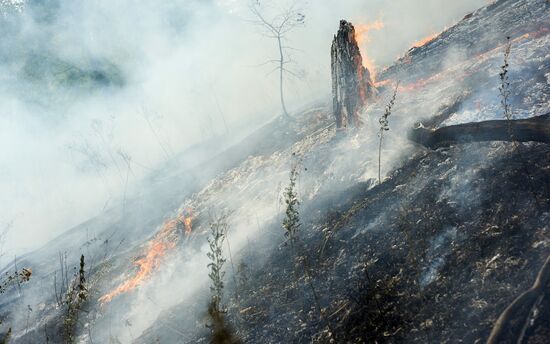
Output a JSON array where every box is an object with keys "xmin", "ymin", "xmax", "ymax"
[{"xmin": 249, "ymin": 0, "xmax": 305, "ymax": 119}]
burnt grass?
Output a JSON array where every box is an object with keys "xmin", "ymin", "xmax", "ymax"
[
  {"xmin": 138, "ymin": 141, "xmax": 550, "ymax": 344},
  {"xmin": 217, "ymin": 142, "xmax": 550, "ymax": 343}
]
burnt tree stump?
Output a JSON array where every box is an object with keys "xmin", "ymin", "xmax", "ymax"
[{"xmin": 331, "ymin": 20, "xmax": 376, "ymax": 128}]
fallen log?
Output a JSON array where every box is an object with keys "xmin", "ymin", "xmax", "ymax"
[{"xmin": 408, "ymin": 114, "xmax": 550, "ymax": 149}]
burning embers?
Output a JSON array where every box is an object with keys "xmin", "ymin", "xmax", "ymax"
[{"xmin": 98, "ymin": 208, "xmax": 195, "ymax": 304}]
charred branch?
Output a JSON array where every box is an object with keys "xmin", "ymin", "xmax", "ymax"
[
  {"xmin": 487, "ymin": 255, "xmax": 550, "ymax": 344},
  {"xmin": 409, "ymin": 114, "xmax": 550, "ymax": 149}
]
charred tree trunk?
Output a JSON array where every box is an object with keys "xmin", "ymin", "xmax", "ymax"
[
  {"xmin": 331, "ymin": 20, "xmax": 376, "ymax": 129},
  {"xmin": 409, "ymin": 114, "xmax": 550, "ymax": 149}
]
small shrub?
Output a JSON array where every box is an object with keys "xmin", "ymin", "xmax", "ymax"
[
  {"xmin": 63, "ymin": 255, "xmax": 87, "ymax": 344},
  {"xmin": 207, "ymin": 214, "xmax": 229, "ymax": 314},
  {"xmin": 206, "ymin": 214, "xmax": 241, "ymax": 343},
  {"xmin": 378, "ymin": 82, "xmax": 399, "ymax": 184},
  {"xmin": 282, "ymin": 164, "xmax": 300, "ymax": 246}
]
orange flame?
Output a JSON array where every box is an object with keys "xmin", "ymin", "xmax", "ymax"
[
  {"xmin": 98, "ymin": 208, "xmax": 195, "ymax": 304},
  {"xmin": 380, "ymin": 27, "xmax": 549, "ymax": 92},
  {"xmin": 355, "ymin": 20, "xmax": 384, "ymax": 45},
  {"xmin": 373, "ymin": 79, "xmax": 392, "ymax": 88},
  {"xmin": 98, "ymin": 240, "xmax": 175, "ymax": 304},
  {"xmin": 180, "ymin": 207, "xmax": 194, "ymax": 235},
  {"xmin": 355, "ymin": 19, "xmax": 384, "ymax": 80},
  {"xmin": 412, "ymin": 32, "xmax": 439, "ymax": 48}
]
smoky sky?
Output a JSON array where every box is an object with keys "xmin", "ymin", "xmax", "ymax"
[{"xmin": 0, "ymin": 0, "xmax": 487, "ymax": 259}]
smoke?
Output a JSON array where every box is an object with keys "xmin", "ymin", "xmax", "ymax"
[
  {"xmin": 0, "ymin": 0, "xmax": 488, "ymax": 258},
  {"xmin": 0, "ymin": 1, "xmax": 503, "ymax": 342}
]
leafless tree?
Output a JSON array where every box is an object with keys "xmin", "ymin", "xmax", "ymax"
[{"xmin": 249, "ymin": 0, "xmax": 305, "ymax": 119}]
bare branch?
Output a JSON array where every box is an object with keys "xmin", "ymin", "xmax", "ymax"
[
  {"xmin": 281, "ymin": 67, "xmax": 301, "ymax": 79},
  {"xmin": 249, "ymin": 59, "xmax": 282, "ymax": 68},
  {"xmin": 281, "ymin": 45, "xmax": 304, "ymax": 53},
  {"xmin": 248, "ymin": 3, "xmax": 279, "ymax": 36},
  {"xmin": 265, "ymin": 66, "xmax": 281, "ymax": 77}
]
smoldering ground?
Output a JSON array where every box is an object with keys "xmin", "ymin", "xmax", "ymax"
[{"xmin": 0, "ymin": 0, "xmax": 522, "ymax": 342}]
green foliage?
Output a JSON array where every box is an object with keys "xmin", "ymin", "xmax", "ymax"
[
  {"xmin": 282, "ymin": 165, "xmax": 300, "ymax": 246},
  {"xmin": 206, "ymin": 214, "xmax": 242, "ymax": 343},
  {"xmin": 207, "ymin": 214, "xmax": 229, "ymax": 314}
]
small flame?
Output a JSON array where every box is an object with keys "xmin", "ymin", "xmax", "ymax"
[
  {"xmin": 180, "ymin": 208, "xmax": 194, "ymax": 235},
  {"xmin": 99, "ymin": 208, "xmax": 195, "ymax": 304},
  {"xmin": 412, "ymin": 32, "xmax": 440, "ymax": 48},
  {"xmin": 98, "ymin": 240, "xmax": 175, "ymax": 304}
]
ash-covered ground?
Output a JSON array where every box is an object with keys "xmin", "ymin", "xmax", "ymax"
[{"xmin": 1, "ymin": 0, "xmax": 549, "ymax": 343}]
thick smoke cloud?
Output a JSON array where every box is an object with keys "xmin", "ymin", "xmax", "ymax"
[{"xmin": 0, "ymin": 0, "xmax": 486, "ymax": 258}]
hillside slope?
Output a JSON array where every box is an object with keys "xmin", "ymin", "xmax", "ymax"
[{"xmin": 1, "ymin": 0, "xmax": 549, "ymax": 343}]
